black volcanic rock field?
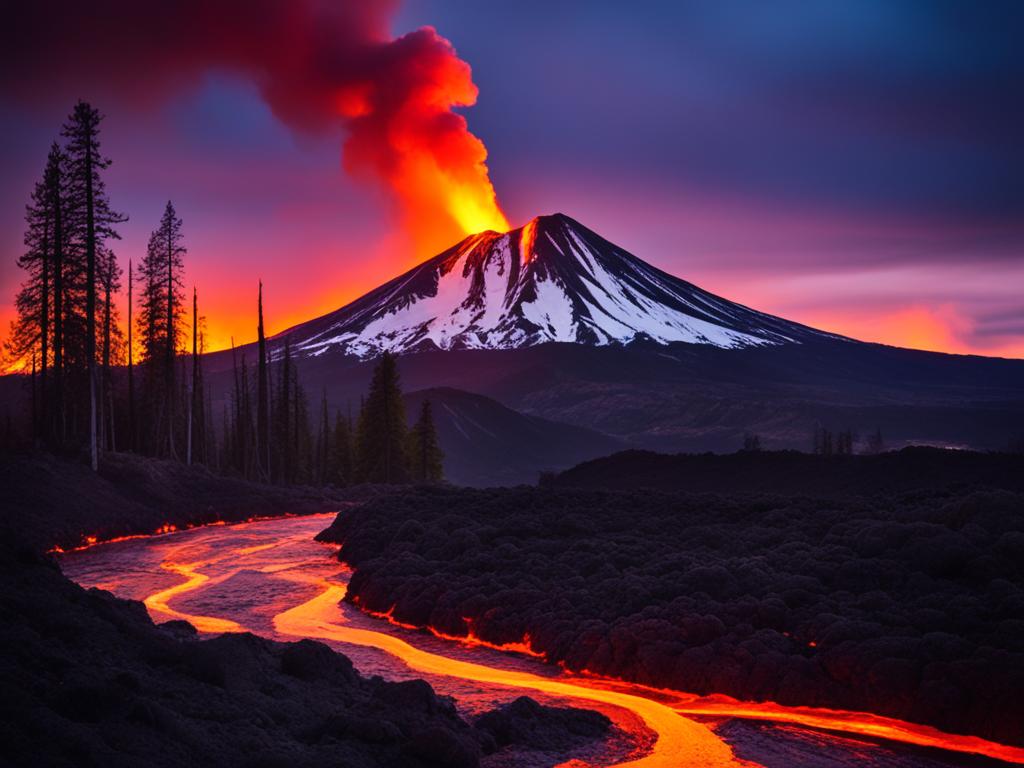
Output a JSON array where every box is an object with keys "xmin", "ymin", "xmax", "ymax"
[
  {"xmin": 553, "ymin": 447, "xmax": 1024, "ymax": 497},
  {"xmin": 320, "ymin": 481, "xmax": 1024, "ymax": 747},
  {"xmin": 2, "ymin": 451, "xmax": 358, "ymax": 553},
  {"xmin": 0, "ymin": 455, "xmax": 609, "ymax": 768}
]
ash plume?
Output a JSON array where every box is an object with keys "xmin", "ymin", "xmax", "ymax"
[{"xmin": 1, "ymin": 0, "xmax": 509, "ymax": 255}]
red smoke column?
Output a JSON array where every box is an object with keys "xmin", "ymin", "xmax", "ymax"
[{"xmin": 1, "ymin": 0, "xmax": 509, "ymax": 257}]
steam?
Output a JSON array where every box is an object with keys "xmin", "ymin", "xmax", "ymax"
[{"xmin": 1, "ymin": 0, "xmax": 509, "ymax": 256}]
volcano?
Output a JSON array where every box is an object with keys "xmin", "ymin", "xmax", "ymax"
[
  {"xmin": 184, "ymin": 212, "xmax": 1023, "ymax": 474},
  {"xmin": 286, "ymin": 213, "xmax": 837, "ymax": 359}
]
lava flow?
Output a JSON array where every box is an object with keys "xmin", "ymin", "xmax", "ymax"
[
  {"xmin": 60, "ymin": 515, "xmax": 1024, "ymax": 768},
  {"xmin": 353, "ymin": 599, "xmax": 546, "ymax": 658}
]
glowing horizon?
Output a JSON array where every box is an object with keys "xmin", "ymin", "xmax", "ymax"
[{"xmin": 1, "ymin": 2, "xmax": 1021, "ymax": 362}]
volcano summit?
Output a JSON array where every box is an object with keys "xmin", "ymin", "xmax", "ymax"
[
  {"xmin": 194, "ymin": 214, "xmax": 1022, "ymax": 464},
  {"xmin": 287, "ymin": 214, "xmax": 834, "ymax": 359}
]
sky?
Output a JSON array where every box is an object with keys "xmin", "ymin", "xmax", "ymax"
[{"xmin": 1, "ymin": 0, "xmax": 1022, "ymax": 358}]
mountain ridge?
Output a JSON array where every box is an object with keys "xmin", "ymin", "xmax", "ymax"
[{"xmin": 283, "ymin": 213, "xmax": 839, "ymax": 359}]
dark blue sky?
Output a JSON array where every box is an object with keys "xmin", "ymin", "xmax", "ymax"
[{"xmin": 1, "ymin": 1, "xmax": 1022, "ymax": 354}]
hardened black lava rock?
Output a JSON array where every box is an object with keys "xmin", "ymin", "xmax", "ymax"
[{"xmin": 322, "ymin": 481, "xmax": 1024, "ymax": 747}]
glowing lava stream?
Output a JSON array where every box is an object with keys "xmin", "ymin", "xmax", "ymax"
[
  {"xmin": 66, "ymin": 516, "xmax": 1024, "ymax": 767},
  {"xmin": 274, "ymin": 573, "xmax": 744, "ymax": 768},
  {"xmin": 143, "ymin": 561, "xmax": 245, "ymax": 634}
]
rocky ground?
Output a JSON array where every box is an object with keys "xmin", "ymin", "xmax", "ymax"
[
  {"xmin": 0, "ymin": 452, "xmax": 610, "ymax": 768},
  {"xmin": 320, "ymin": 479, "xmax": 1024, "ymax": 747},
  {"xmin": 2, "ymin": 451, "xmax": 367, "ymax": 552}
]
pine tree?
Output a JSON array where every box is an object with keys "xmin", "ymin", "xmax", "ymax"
[
  {"xmin": 865, "ymin": 427, "xmax": 886, "ymax": 455},
  {"xmin": 161, "ymin": 202, "xmax": 185, "ymax": 457},
  {"xmin": 221, "ymin": 404, "xmax": 232, "ymax": 472},
  {"xmin": 836, "ymin": 428, "xmax": 855, "ymax": 456},
  {"xmin": 292, "ymin": 381, "xmax": 313, "ymax": 484},
  {"xmin": 315, "ymin": 389, "xmax": 330, "ymax": 484},
  {"xmin": 355, "ymin": 352, "xmax": 409, "ymax": 484},
  {"xmin": 275, "ymin": 337, "xmax": 293, "ymax": 483},
  {"xmin": 5, "ymin": 147, "xmax": 59, "ymax": 442},
  {"xmin": 187, "ymin": 286, "xmax": 198, "ymax": 465},
  {"xmin": 408, "ymin": 400, "xmax": 444, "ymax": 484},
  {"xmin": 137, "ymin": 201, "xmax": 185, "ymax": 456},
  {"xmin": 330, "ymin": 409, "xmax": 354, "ymax": 486},
  {"xmin": 229, "ymin": 343, "xmax": 254, "ymax": 476},
  {"xmin": 270, "ymin": 338, "xmax": 316, "ymax": 485},
  {"xmin": 203, "ymin": 380, "xmax": 215, "ymax": 468},
  {"xmin": 256, "ymin": 281, "xmax": 269, "ymax": 480},
  {"xmin": 49, "ymin": 145, "xmax": 67, "ymax": 444},
  {"xmin": 62, "ymin": 101, "xmax": 126, "ymax": 469},
  {"xmin": 98, "ymin": 246, "xmax": 123, "ymax": 451},
  {"xmin": 127, "ymin": 258, "xmax": 135, "ymax": 451}
]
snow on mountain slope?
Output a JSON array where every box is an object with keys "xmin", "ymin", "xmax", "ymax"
[{"xmin": 287, "ymin": 213, "xmax": 835, "ymax": 358}]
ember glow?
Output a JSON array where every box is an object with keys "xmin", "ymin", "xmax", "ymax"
[
  {"xmin": 519, "ymin": 216, "xmax": 538, "ymax": 264},
  {"xmin": 354, "ymin": 599, "xmax": 545, "ymax": 658},
  {"xmin": 60, "ymin": 516, "xmax": 1024, "ymax": 767}
]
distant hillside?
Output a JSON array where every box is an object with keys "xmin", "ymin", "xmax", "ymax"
[
  {"xmin": 552, "ymin": 446, "xmax": 1024, "ymax": 497},
  {"xmin": 404, "ymin": 387, "xmax": 622, "ymax": 487}
]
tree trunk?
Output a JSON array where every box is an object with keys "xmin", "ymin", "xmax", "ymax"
[
  {"xmin": 99, "ymin": 274, "xmax": 111, "ymax": 451},
  {"xmin": 127, "ymin": 259, "xmax": 135, "ymax": 452},
  {"xmin": 30, "ymin": 354, "xmax": 37, "ymax": 437},
  {"xmin": 85, "ymin": 122, "xmax": 98, "ymax": 471},
  {"xmin": 39, "ymin": 211, "xmax": 49, "ymax": 446},
  {"xmin": 52, "ymin": 176, "xmax": 64, "ymax": 444},
  {"xmin": 257, "ymin": 281, "xmax": 269, "ymax": 481},
  {"xmin": 187, "ymin": 286, "xmax": 197, "ymax": 465},
  {"xmin": 166, "ymin": 226, "xmax": 176, "ymax": 459}
]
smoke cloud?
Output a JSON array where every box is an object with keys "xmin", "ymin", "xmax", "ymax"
[{"xmin": 1, "ymin": 0, "xmax": 509, "ymax": 257}]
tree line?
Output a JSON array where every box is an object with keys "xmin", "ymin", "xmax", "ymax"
[
  {"xmin": 5, "ymin": 102, "xmax": 125, "ymax": 468},
  {"xmin": 3, "ymin": 101, "xmax": 443, "ymax": 486},
  {"xmin": 739, "ymin": 426, "xmax": 887, "ymax": 455}
]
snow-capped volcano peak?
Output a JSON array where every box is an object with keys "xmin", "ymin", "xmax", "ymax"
[{"xmin": 289, "ymin": 213, "xmax": 830, "ymax": 358}]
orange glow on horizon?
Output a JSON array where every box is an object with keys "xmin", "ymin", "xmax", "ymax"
[{"xmin": 796, "ymin": 304, "xmax": 1024, "ymax": 359}]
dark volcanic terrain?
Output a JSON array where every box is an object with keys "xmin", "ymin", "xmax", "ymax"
[
  {"xmin": 0, "ymin": 455, "xmax": 609, "ymax": 768},
  {"xmin": 552, "ymin": 447, "xmax": 1024, "ymax": 497},
  {"xmin": 320, "ymin": 474, "xmax": 1024, "ymax": 747}
]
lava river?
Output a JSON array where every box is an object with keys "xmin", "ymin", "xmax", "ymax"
[{"xmin": 60, "ymin": 514, "xmax": 1024, "ymax": 768}]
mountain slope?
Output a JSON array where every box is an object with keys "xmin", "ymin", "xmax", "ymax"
[
  {"xmin": 287, "ymin": 213, "xmax": 835, "ymax": 359},
  {"xmin": 404, "ymin": 387, "xmax": 623, "ymax": 487},
  {"xmin": 184, "ymin": 214, "xmax": 1022, "ymax": 456}
]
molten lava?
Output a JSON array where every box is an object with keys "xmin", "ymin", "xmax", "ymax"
[
  {"xmin": 356, "ymin": 601, "xmax": 545, "ymax": 658},
  {"xmin": 519, "ymin": 216, "xmax": 539, "ymax": 263},
  {"xmin": 59, "ymin": 515, "xmax": 1024, "ymax": 768},
  {"xmin": 143, "ymin": 560, "xmax": 245, "ymax": 634}
]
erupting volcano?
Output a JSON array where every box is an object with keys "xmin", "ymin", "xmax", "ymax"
[{"xmin": 286, "ymin": 213, "xmax": 837, "ymax": 359}]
